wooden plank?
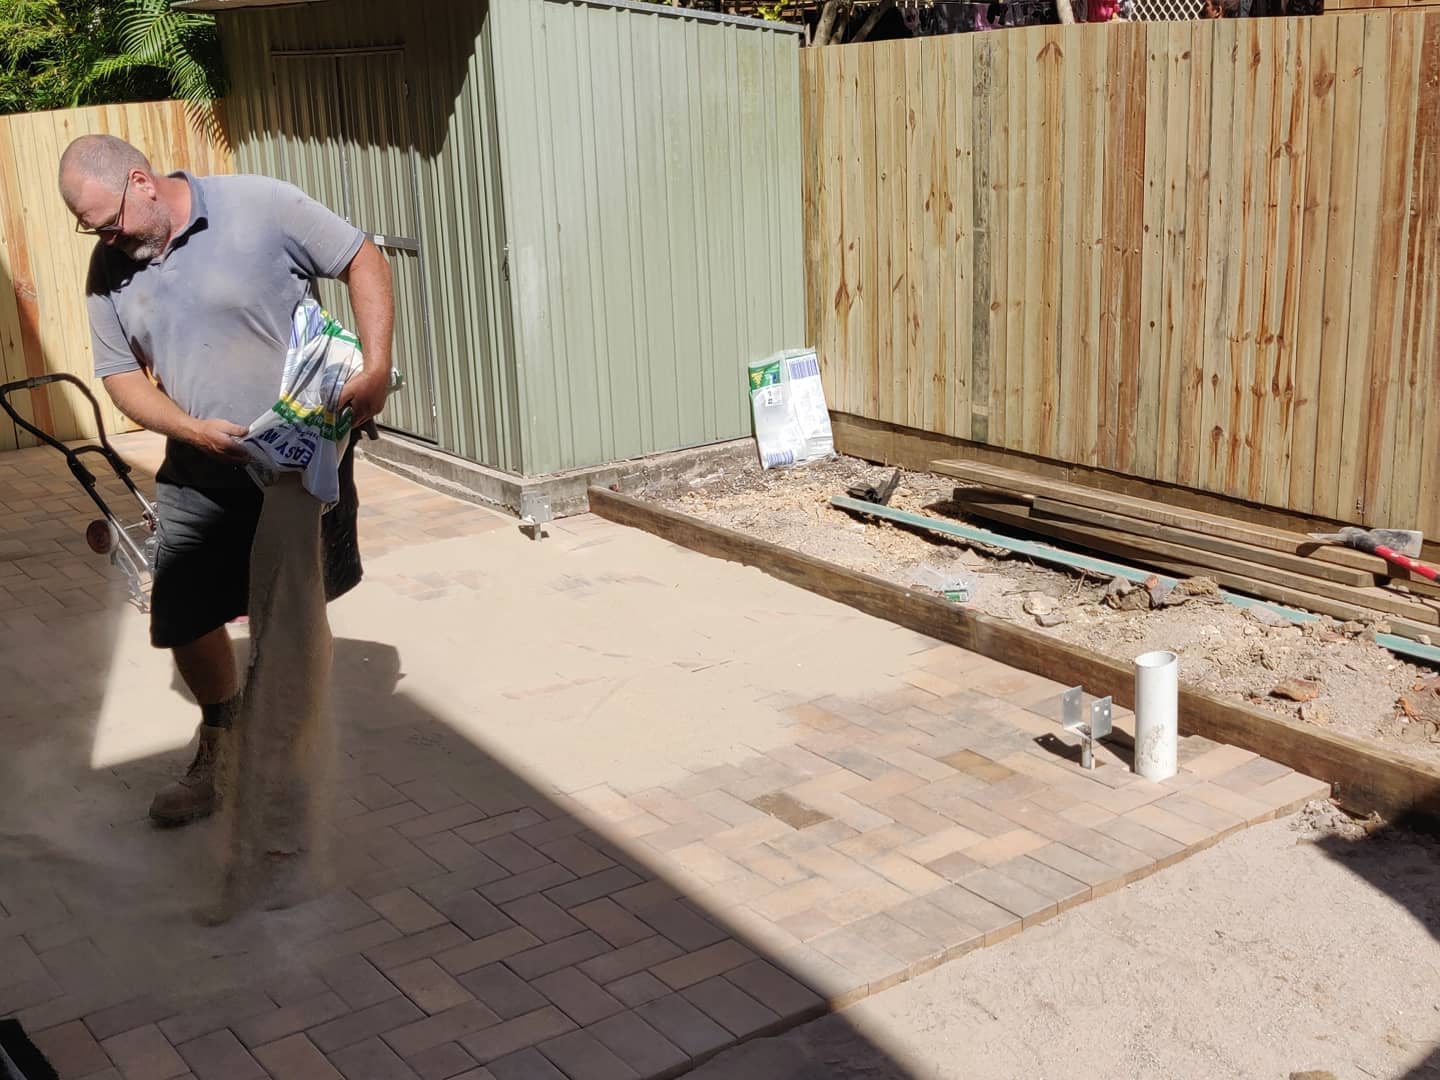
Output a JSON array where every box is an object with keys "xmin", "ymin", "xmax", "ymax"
[
  {"xmin": 1289, "ymin": 17, "xmax": 1338, "ymax": 517},
  {"xmin": 1229, "ymin": 19, "xmax": 1272, "ymax": 500},
  {"xmin": 1116, "ymin": 24, "xmax": 1147, "ymax": 479},
  {"xmin": 875, "ymin": 41, "xmax": 907, "ymax": 427},
  {"xmin": 833, "ymin": 45, "xmax": 863, "ymax": 419},
  {"xmin": 956, "ymin": 496, "xmax": 1440, "ymax": 627},
  {"xmin": 28, "ymin": 109, "xmax": 85, "ymax": 441},
  {"xmin": 1390, "ymin": 13, "xmax": 1440, "ymax": 532},
  {"xmin": 905, "ymin": 41, "xmax": 933, "ymax": 434},
  {"xmin": 898, "ymin": 41, "xmax": 921, "ymax": 432},
  {"xmin": 1335, "ymin": 13, "xmax": 1393, "ymax": 523},
  {"xmin": 837, "ymin": 45, "xmax": 862, "ymax": 420},
  {"xmin": 1138, "ymin": 22, "xmax": 1172, "ymax": 484},
  {"xmin": 0, "ymin": 118, "xmax": 29, "ymax": 451},
  {"xmin": 800, "ymin": 50, "xmax": 821, "ymax": 356},
  {"xmin": 1028, "ymin": 496, "xmax": 1376, "ymax": 587},
  {"xmin": 1056, "ymin": 27, "xmax": 1082, "ymax": 467},
  {"xmin": 951, "ymin": 35, "xmax": 975, "ymax": 443},
  {"xmin": 931, "ymin": 37, "xmax": 954, "ymax": 437},
  {"xmin": 930, "ymin": 457, "xmax": 1392, "ymax": 573},
  {"xmin": 1021, "ymin": 28, "xmax": 1048, "ymax": 457},
  {"xmin": 1362, "ymin": 12, "xmax": 1420, "ymax": 527},
  {"xmin": 1078, "ymin": 27, "xmax": 1107, "ymax": 469},
  {"xmin": 857, "ymin": 46, "xmax": 880, "ymax": 423},
  {"xmin": 1096, "ymin": 26, "xmax": 1129, "ymax": 473},
  {"xmin": 1003, "ymin": 34, "xmax": 1026, "ymax": 449},
  {"xmin": 990, "ymin": 36, "xmax": 1010, "ymax": 449},
  {"xmin": 0, "ymin": 113, "xmax": 55, "ymax": 447},
  {"xmin": 1257, "ymin": 19, "xmax": 1308, "ymax": 514},
  {"xmin": 588, "ymin": 486, "xmax": 1440, "ymax": 825},
  {"xmin": 1035, "ymin": 28, "xmax": 1063, "ymax": 462},
  {"xmin": 1176, "ymin": 22, "xmax": 1213, "ymax": 491},
  {"xmin": 1408, "ymin": 13, "xmax": 1440, "ymax": 535},
  {"xmin": 1312, "ymin": 16, "xmax": 1365, "ymax": 521},
  {"xmin": 816, "ymin": 45, "xmax": 843, "ymax": 410},
  {"xmin": 1199, "ymin": 18, "xmax": 1240, "ymax": 495},
  {"xmin": 969, "ymin": 36, "xmax": 994, "ymax": 445}
]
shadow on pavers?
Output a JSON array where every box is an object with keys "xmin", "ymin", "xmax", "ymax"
[
  {"xmin": 1311, "ymin": 816, "xmax": 1440, "ymax": 1080},
  {"xmin": 3, "ymin": 632, "xmax": 919, "ymax": 1080}
]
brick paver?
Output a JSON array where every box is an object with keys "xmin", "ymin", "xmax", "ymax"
[{"xmin": 1, "ymin": 433, "xmax": 1330, "ymax": 1080}]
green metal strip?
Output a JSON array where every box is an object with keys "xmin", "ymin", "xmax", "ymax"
[{"xmin": 830, "ymin": 495, "xmax": 1440, "ymax": 667}]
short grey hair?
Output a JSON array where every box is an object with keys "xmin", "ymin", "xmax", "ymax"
[{"xmin": 58, "ymin": 134, "xmax": 153, "ymax": 202}]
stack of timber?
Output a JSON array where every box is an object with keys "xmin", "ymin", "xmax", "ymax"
[{"xmin": 932, "ymin": 459, "xmax": 1440, "ymax": 646}]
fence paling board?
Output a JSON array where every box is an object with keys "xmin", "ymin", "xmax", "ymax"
[
  {"xmin": 1080, "ymin": 29, "xmax": 1107, "ymax": 471},
  {"xmin": 801, "ymin": 13, "xmax": 1440, "ymax": 536},
  {"xmin": 1229, "ymin": 19, "xmax": 1272, "ymax": 501},
  {"xmin": 969, "ymin": 38, "xmax": 994, "ymax": 445},
  {"xmin": 1313, "ymin": 19, "xmax": 1365, "ymax": 520},
  {"xmin": 1255, "ymin": 19, "xmax": 1299, "ymax": 511},
  {"xmin": 950, "ymin": 36, "xmax": 975, "ymax": 443},
  {"xmin": 1022, "ymin": 30, "xmax": 1047, "ymax": 458},
  {"xmin": 1177, "ymin": 21, "xmax": 1213, "ymax": 492},
  {"xmin": 842, "ymin": 44, "xmax": 866, "ymax": 426},
  {"xmin": 1156, "ymin": 21, "xmax": 1193, "ymax": 489},
  {"xmin": 996, "ymin": 37, "xmax": 1014, "ymax": 446},
  {"xmin": 1289, "ymin": 15, "xmax": 1338, "ymax": 516},
  {"xmin": 1136, "ymin": 22, "xmax": 1170, "ymax": 484},
  {"xmin": 1038, "ymin": 28, "xmax": 1062, "ymax": 462},
  {"xmin": 1406, "ymin": 14, "xmax": 1440, "ymax": 530},
  {"xmin": 1335, "ymin": 14, "xmax": 1392, "ymax": 522},
  {"xmin": 0, "ymin": 101, "xmax": 233, "ymax": 449},
  {"xmin": 934, "ymin": 38, "xmax": 957, "ymax": 440},
  {"xmin": 800, "ymin": 48, "xmax": 821, "ymax": 356},
  {"xmin": 1363, "ymin": 12, "xmax": 1421, "ymax": 526},
  {"xmin": 858, "ymin": 45, "xmax": 880, "ymax": 426},
  {"xmin": 877, "ymin": 41, "xmax": 907, "ymax": 427}
]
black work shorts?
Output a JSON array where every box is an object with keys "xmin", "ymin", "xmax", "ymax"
[{"xmin": 149, "ymin": 440, "xmax": 364, "ymax": 649}]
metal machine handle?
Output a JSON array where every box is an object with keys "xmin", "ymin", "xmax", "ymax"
[{"xmin": 0, "ymin": 372, "xmax": 147, "ymax": 513}]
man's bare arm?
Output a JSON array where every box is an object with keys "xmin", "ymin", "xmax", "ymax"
[
  {"xmin": 102, "ymin": 369, "xmax": 249, "ymax": 462},
  {"xmin": 337, "ymin": 238, "xmax": 394, "ymax": 426}
]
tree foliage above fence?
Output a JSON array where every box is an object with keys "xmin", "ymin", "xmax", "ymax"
[{"xmin": 0, "ymin": 0, "xmax": 224, "ymax": 116}]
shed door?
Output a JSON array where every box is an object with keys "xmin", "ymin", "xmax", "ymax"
[{"xmin": 273, "ymin": 52, "xmax": 438, "ymax": 443}]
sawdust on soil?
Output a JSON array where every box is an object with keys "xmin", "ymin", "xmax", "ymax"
[{"xmin": 641, "ymin": 455, "xmax": 1440, "ymax": 772}]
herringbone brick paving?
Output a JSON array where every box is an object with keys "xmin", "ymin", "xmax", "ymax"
[{"xmin": 1, "ymin": 433, "xmax": 1327, "ymax": 1080}]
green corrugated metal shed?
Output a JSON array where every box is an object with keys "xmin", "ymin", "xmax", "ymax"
[{"xmin": 207, "ymin": 0, "xmax": 805, "ymax": 477}]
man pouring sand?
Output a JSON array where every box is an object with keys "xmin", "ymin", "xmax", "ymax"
[{"xmin": 60, "ymin": 134, "xmax": 394, "ymax": 909}]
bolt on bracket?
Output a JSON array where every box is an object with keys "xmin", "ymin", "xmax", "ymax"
[{"xmin": 1061, "ymin": 686, "xmax": 1113, "ymax": 769}]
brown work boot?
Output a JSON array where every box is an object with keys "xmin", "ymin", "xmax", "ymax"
[{"xmin": 149, "ymin": 726, "xmax": 224, "ymax": 827}]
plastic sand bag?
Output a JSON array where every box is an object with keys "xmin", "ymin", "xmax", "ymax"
[
  {"xmin": 240, "ymin": 298, "xmax": 362, "ymax": 508},
  {"xmin": 747, "ymin": 347, "xmax": 834, "ymax": 470}
]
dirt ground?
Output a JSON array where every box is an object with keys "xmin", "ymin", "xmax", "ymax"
[
  {"xmin": 683, "ymin": 804, "xmax": 1440, "ymax": 1080},
  {"xmin": 640, "ymin": 454, "xmax": 1440, "ymax": 772}
]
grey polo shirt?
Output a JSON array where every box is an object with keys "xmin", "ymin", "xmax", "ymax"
[{"xmin": 86, "ymin": 171, "xmax": 364, "ymax": 488}]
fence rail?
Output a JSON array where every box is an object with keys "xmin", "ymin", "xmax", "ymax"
[
  {"xmin": 0, "ymin": 101, "xmax": 233, "ymax": 451},
  {"xmin": 802, "ymin": 11, "xmax": 1440, "ymax": 533}
]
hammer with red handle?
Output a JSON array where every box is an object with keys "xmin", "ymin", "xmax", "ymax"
[{"xmin": 1309, "ymin": 526, "xmax": 1438, "ymax": 581}]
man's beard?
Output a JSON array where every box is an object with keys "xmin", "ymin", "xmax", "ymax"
[{"xmin": 119, "ymin": 231, "xmax": 166, "ymax": 263}]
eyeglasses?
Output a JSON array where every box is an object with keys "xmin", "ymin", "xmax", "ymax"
[{"xmin": 74, "ymin": 172, "xmax": 130, "ymax": 237}]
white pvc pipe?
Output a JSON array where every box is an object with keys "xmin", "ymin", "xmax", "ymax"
[{"xmin": 1133, "ymin": 650, "xmax": 1179, "ymax": 781}]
